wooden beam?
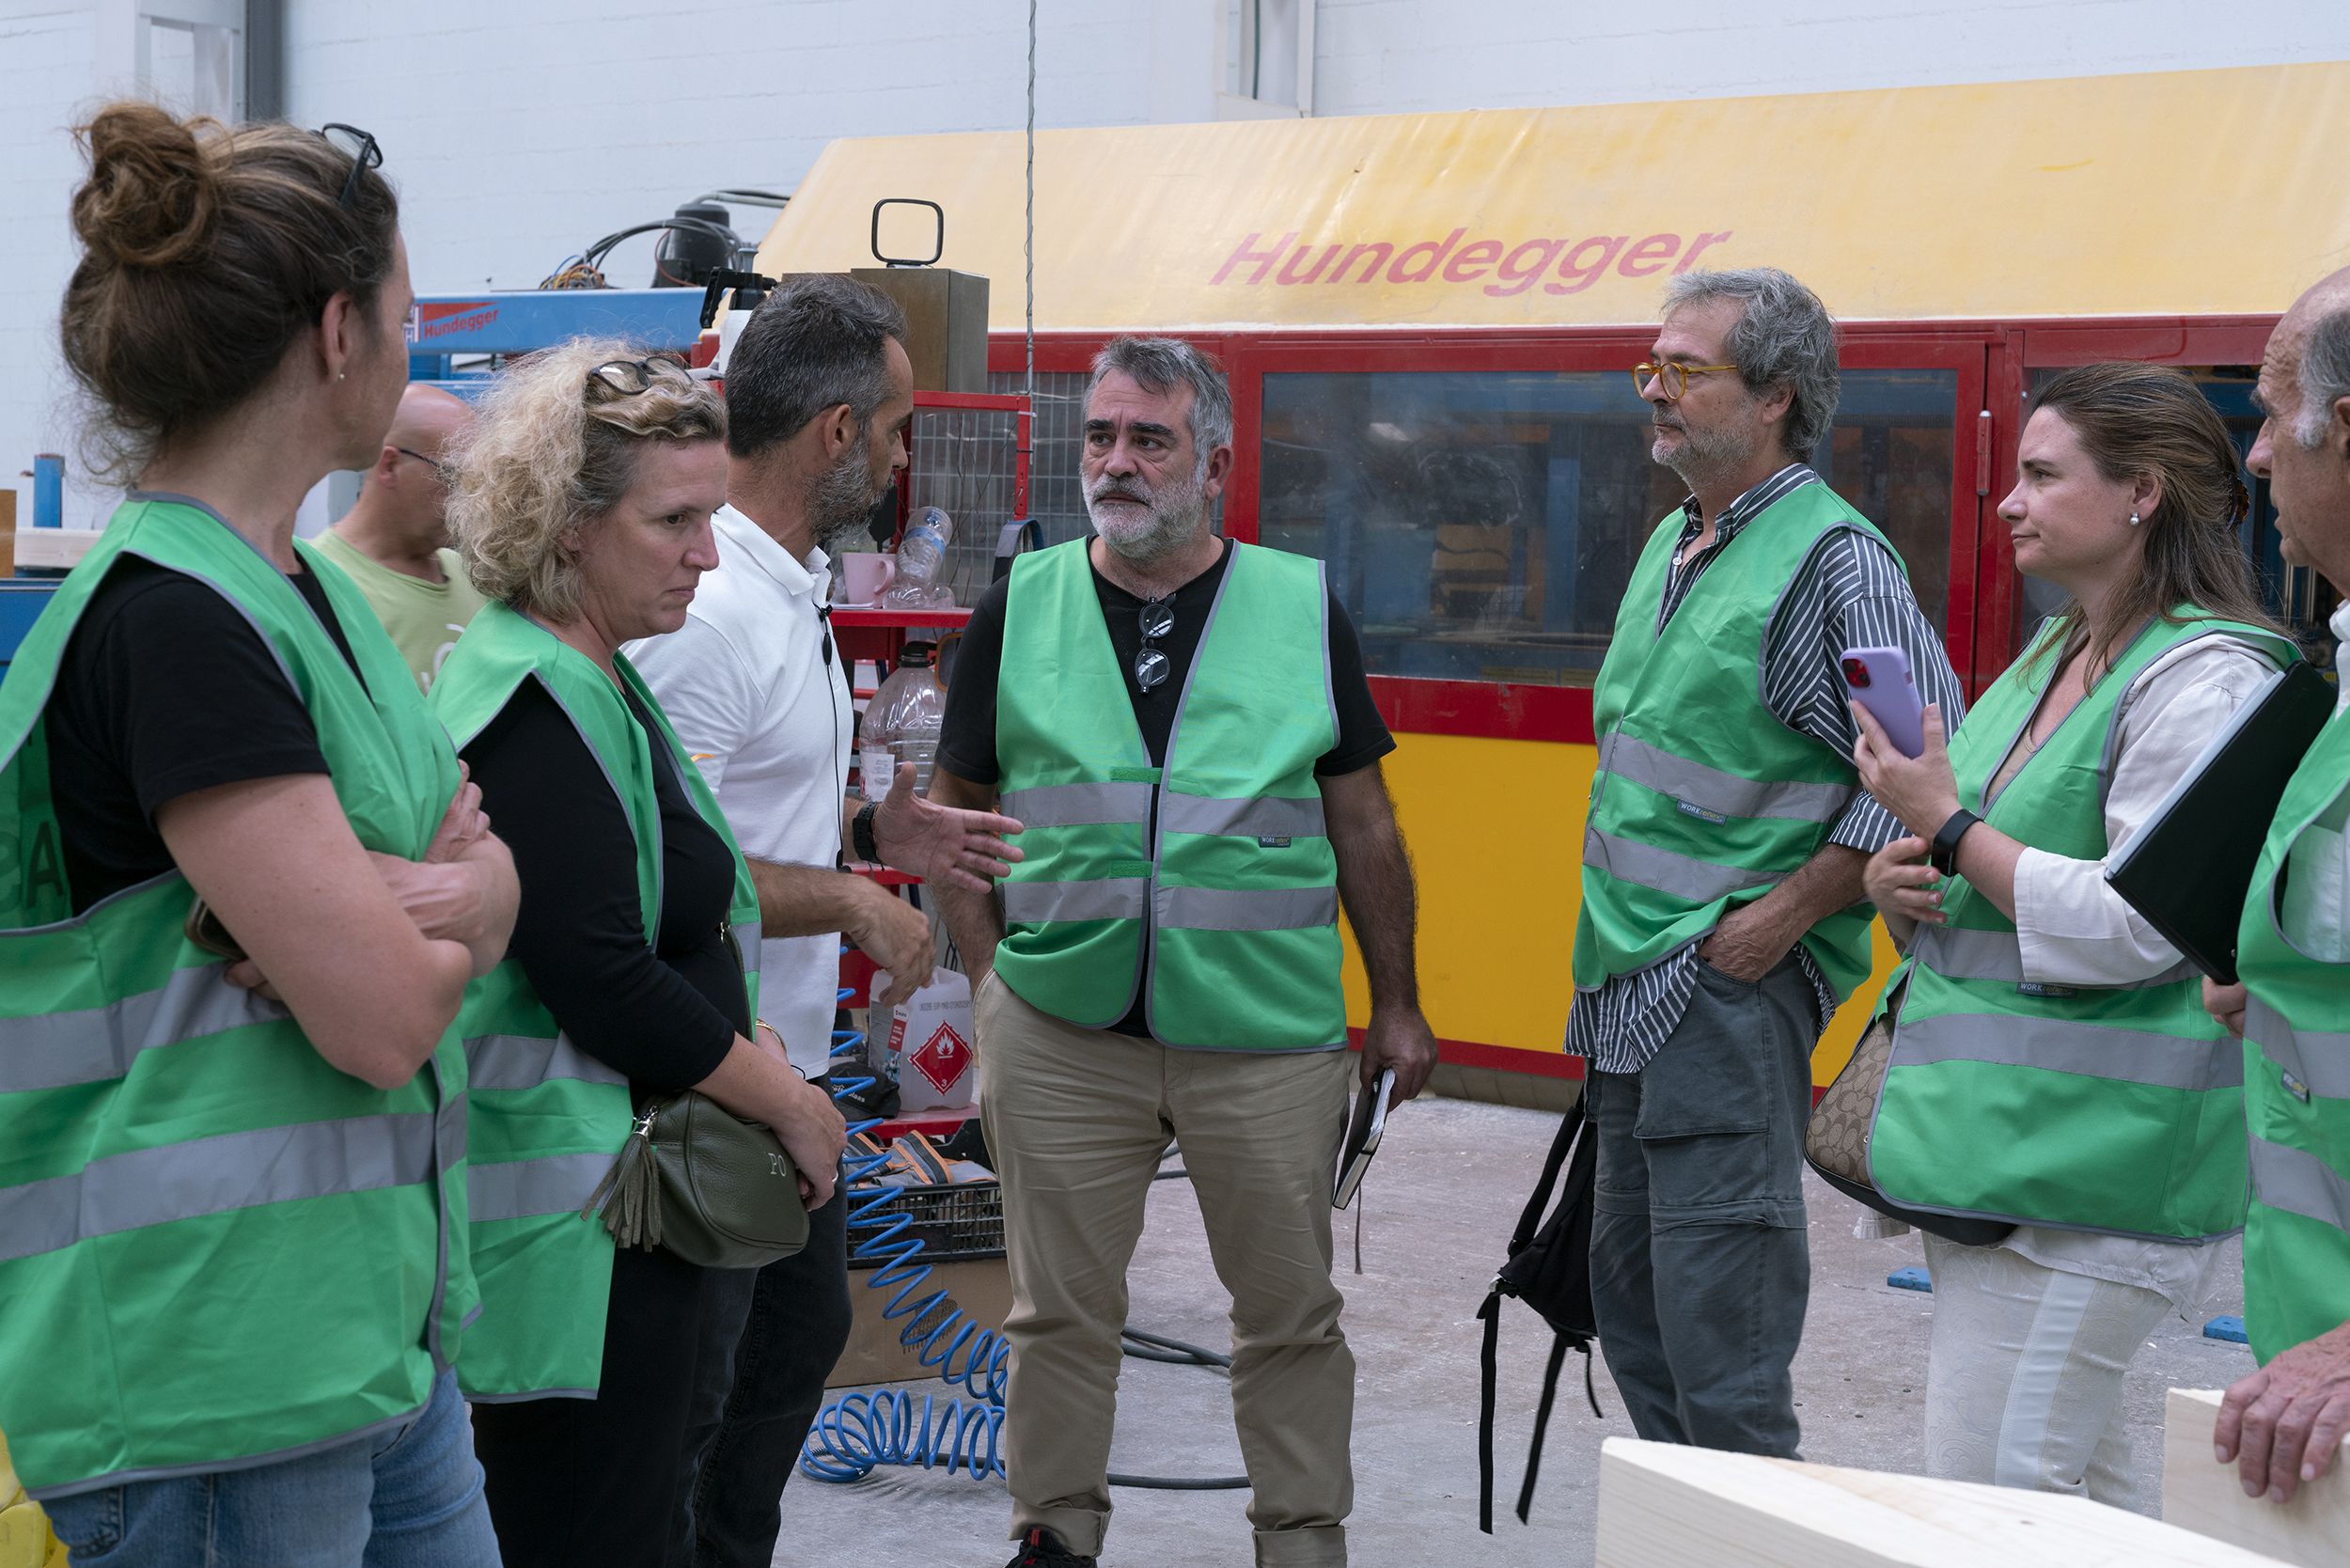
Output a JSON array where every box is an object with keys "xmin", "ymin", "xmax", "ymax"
[
  {"xmin": 1596, "ymin": 1435, "xmax": 2289, "ymax": 1567},
  {"xmin": 2163, "ymin": 1388, "xmax": 2350, "ymax": 1568}
]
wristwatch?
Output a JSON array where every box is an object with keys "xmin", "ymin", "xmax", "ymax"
[
  {"xmin": 1928, "ymin": 808, "xmax": 1982, "ymax": 878},
  {"xmin": 852, "ymin": 799, "xmax": 882, "ymax": 864}
]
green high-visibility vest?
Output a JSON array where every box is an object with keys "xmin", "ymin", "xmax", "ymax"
[
  {"xmin": 0, "ymin": 496, "xmax": 474, "ymax": 1498},
  {"xmin": 2235, "ymin": 695, "xmax": 2350, "ymax": 1364},
  {"xmin": 992, "ymin": 540, "xmax": 1346, "ymax": 1050},
  {"xmin": 1870, "ymin": 614, "xmax": 2294, "ymax": 1242},
  {"xmin": 1574, "ymin": 483, "xmax": 1893, "ymax": 1001},
  {"xmin": 432, "ymin": 602, "xmax": 760, "ymax": 1400}
]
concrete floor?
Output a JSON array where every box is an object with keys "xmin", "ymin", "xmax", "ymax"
[{"xmin": 778, "ymin": 1094, "xmax": 2255, "ymax": 1567}]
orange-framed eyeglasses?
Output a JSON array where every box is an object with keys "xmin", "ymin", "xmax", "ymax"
[{"xmin": 1631, "ymin": 361, "xmax": 1740, "ymax": 400}]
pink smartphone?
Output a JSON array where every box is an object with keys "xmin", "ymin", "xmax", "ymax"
[{"xmin": 1840, "ymin": 645, "xmax": 1926, "ymax": 758}]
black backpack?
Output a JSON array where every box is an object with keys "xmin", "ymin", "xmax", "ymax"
[{"xmin": 1476, "ymin": 1093, "xmax": 1602, "ymax": 1532}]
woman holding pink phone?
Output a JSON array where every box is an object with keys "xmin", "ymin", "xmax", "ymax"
[{"xmin": 1842, "ymin": 363, "xmax": 2295, "ymax": 1506}]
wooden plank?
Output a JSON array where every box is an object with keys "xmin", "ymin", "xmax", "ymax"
[
  {"xmin": 2164, "ymin": 1388, "xmax": 2350, "ymax": 1568},
  {"xmin": 0, "ymin": 490, "xmax": 15, "ymax": 578},
  {"xmin": 10, "ymin": 530, "xmax": 101, "ymax": 572},
  {"xmin": 1596, "ymin": 1436, "xmax": 2289, "ymax": 1568}
]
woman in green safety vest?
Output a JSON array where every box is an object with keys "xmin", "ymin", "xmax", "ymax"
[
  {"xmin": 432, "ymin": 339, "xmax": 847, "ymax": 1568},
  {"xmin": 0, "ymin": 105, "xmax": 518, "ymax": 1564},
  {"xmin": 1847, "ymin": 363, "xmax": 2295, "ymax": 1508}
]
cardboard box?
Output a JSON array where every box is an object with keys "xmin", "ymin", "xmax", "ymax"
[{"xmin": 828, "ymin": 1254, "xmax": 1013, "ymax": 1389}]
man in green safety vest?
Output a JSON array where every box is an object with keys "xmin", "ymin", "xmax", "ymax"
[
  {"xmin": 931, "ymin": 337, "xmax": 1436, "ymax": 1568},
  {"xmin": 2205, "ymin": 267, "xmax": 2350, "ymax": 1506},
  {"xmin": 1573, "ymin": 269, "xmax": 1964, "ymax": 1457}
]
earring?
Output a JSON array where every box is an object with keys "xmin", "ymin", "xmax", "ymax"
[
  {"xmin": 337, "ymin": 371, "xmax": 347, "ymax": 383},
  {"xmin": 2127, "ymin": 510, "xmax": 2140, "ymax": 527}
]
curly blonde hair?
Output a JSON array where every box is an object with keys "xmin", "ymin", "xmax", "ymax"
[{"xmin": 448, "ymin": 338, "xmax": 726, "ymax": 620}]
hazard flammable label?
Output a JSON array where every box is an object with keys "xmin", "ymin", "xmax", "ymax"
[{"xmin": 909, "ymin": 1023, "xmax": 972, "ymax": 1094}]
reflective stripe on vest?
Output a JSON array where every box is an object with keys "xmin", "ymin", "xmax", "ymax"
[
  {"xmin": 1002, "ymin": 878, "xmax": 1152, "ymax": 924},
  {"xmin": 1155, "ymin": 884, "xmax": 1339, "ymax": 932},
  {"xmin": 1911, "ymin": 924, "xmax": 2201, "ymax": 990},
  {"xmin": 2248, "ymin": 999, "xmax": 2350, "ymax": 1100},
  {"xmin": 0, "ymin": 964, "xmax": 290, "ymax": 1093},
  {"xmin": 468, "ymin": 1152, "xmax": 614, "ymax": 1224},
  {"xmin": 2252, "ymin": 1134, "xmax": 2350, "ymax": 1231},
  {"xmin": 0, "ymin": 1112, "xmax": 443, "ymax": 1263},
  {"xmin": 1870, "ymin": 617, "xmax": 2292, "ymax": 1243},
  {"xmin": 1583, "ymin": 826, "xmax": 1790, "ymax": 905},
  {"xmin": 1596, "ymin": 730, "xmax": 1853, "ymax": 825},
  {"xmin": 1000, "ymin": 781, "xmax": 1154, "ymax": 828},
  {"xmin": 466, "ymin": 1033, "xmax": 627, "ymax": 1093},
  {"xmin": 1888, "ymin": 1011, "xmax": 2245, "ymax": 1092}
]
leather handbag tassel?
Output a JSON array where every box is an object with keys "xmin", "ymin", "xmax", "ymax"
[{"xmin": 585, "ymin": 1105, "xmax": 661, "ymax": 1249}]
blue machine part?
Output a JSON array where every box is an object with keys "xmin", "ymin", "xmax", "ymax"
[
  {"xmin": 31, "ymin": 454, "xmax": 64, "ymax": 529},
  {"xmin": 408, "ymin": 289, "xmax": 707, "ymax": 399},
  {"xmin": 0, "ymin": 581, "xmax": 59, "ymax": 674},
  {"xmin": 2203, "ymin": 1315, "xmax": 2250, "ymax": 1345},
  {"xmin": 1887, "ymin": 1266, "xmax": 1933, "ymax": 1293}
]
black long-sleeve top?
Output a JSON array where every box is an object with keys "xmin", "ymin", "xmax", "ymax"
[{"xmin": 462, "ymin": 680, "xmax": 748, "ymax": 1092}]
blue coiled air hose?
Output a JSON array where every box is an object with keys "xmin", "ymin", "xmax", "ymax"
[{"xmin": 799, "ymin": 984, "xmax": 1245, "ymax": 1491}]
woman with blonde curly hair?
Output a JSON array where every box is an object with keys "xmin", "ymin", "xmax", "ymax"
[
  {"xmin": 0, "ymin": 102, "xmax": 512, "ymax": 1566},
  {"xmin": 431, "ymin": 339, "xmax": 845, "ymax": 1567}
]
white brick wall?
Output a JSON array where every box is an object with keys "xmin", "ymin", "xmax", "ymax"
[{"xmin": 7, "ymin": 0, "xmax": 2350, "ymax": 531}]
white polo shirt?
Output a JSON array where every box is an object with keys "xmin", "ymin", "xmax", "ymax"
[{"xmin": 625, "ymin": 503, "xmax": 851, "ymax": 1077}]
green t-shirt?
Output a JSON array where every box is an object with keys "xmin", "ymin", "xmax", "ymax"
[{"xmin": 310, "ymin": 528, "xmax": 491, "ymax": 693}]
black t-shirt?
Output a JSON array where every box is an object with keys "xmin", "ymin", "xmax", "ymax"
[
  {"xmin": 462, "ymin": 680, "xmax": 748, "ymax": 1094},
  {"xmin": 47, "ymin": 557, "xmax": 366, "ymax": 914},
  {"xmin": 934, "ymin": 539, "xmax": 1394, "ymax": 1036}
]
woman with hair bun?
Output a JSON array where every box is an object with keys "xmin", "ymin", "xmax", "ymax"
[
  {"xmin": 1850, "ymin": 361, "xmax": 2297, "ymax": 1505},
  {"xmin": 433, "ymin": 339, "xmax": 844, "ymax": 1567},
  {"xmin": 0, "ymin": 103, "xmax": 513, "ymax": 1564}
]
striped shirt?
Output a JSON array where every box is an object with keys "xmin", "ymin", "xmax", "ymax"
[{"xmin": 1568, "ymin": 463, "xmax": 1966, "ymax": 1075}]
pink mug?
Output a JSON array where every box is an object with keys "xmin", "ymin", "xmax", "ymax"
[{"xmin": 838, "ymin": 553, "xmax": 896, "ymax": 605}]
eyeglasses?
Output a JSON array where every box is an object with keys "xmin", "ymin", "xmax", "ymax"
[
  {"xmin": 1631, "ymin": 361, "xmax": 1740, "ymax": 401},
  {"xmin": 393, "ymin": 447, "xmax": 455, "ymax": 484},
  {"xmin": 1135, "ymin": 599, "xmax": 1174, "ymax": 694},
  {"xmin": 588, "ymin": 354, "xmax": 691, "ymax": 397},
  {"xmin": 320, "ymin": 123, "xmax": 382, "ymax": 212}
]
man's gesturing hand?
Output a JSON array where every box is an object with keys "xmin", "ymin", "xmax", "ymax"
[
  {"xmin": 851, "ymin": 878, "xmax": 936, "ymax": 1009},
  {"xmin": 872, "ymin": 762, "xmax": 1024, "ymax": 893},
  {"xmin": 2215, "ymin": 1321, "xmax": 2350, "ymax": 1503}
]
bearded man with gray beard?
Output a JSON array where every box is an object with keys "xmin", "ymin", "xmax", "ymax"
[
  {"xmin": 626, "ymin": 274, "xmax": 1025, "ymax": 1568},
  {"xmin": 930, "ymin": 337, "xmax": 1435, "ymax": 1568}
]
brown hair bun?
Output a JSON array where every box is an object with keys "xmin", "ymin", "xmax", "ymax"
[{"xmin": 71, "ymin": 102, "xmax": 222, "ymax": 269}]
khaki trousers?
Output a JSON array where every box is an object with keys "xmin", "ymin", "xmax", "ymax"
[{"xmin": 975, "ymin": 970, "xmax": 1355, "ymax": 1566}]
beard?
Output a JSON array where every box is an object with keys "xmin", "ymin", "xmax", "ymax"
[
  {"xmin": 811, "ymin": 440, "xmax": 886, "ymax": 557},
  {"xmin": 1652, "ymin": 407, "xmax": 1762, "ymax": 486},
  {"xmin": 1085, "ymin": 461, "xmax": 1210, "ymax": 563}
]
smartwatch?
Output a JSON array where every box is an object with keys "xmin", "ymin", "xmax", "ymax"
[
  {"xmin": 1928, "ymin": 808, "xmax": 1982, "ymax": 878},
  {"xmin": 852, "ymin": 799, "xmax": 882, "ymax": 865}
]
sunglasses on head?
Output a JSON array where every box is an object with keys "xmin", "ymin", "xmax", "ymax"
[
  {"xmin": 587, "ymin": 353, "xmax": 692, "ymax": 397},
  {"xmin": 319, "ymin": 123, "xmax": 381, "ymax": 211}
]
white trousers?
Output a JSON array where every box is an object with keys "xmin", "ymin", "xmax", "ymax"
[{"xmin": 1919, "ymin": 1232, "xmax": 2172, "ymax": 1509}]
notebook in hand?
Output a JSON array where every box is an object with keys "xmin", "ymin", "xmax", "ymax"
[
  {"xmin": 1333, "ymin": 1068, "xmax": 1396, "ymax": 1211},
  {"xmin": 2106, "ymin": 659, "xmax": 2335, "ymax": 984}
]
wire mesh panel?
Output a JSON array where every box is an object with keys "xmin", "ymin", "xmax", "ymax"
[
  {"xmin": 988, "ymin": 370, "xmax": 1090, "ymax": 548},
  {"xmin": 905, "ymin": 402, "xmax": 1026, "ymax": 606}
]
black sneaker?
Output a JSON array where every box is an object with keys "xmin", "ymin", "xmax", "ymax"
[{"xmin": 1004, "ymin": 1527, "xmax": 1096, "ymax": 1567}]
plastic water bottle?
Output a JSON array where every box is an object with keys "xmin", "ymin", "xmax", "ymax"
[
  {"xmin": 859, "ymin": 642, "xmax": 945, "ymax": 804},
  {"xmin": 884, "ymin": 507, "xmax": 957, "ymax": 609}
]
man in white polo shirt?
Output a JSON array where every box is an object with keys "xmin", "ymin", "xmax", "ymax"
[{"xmin": 629, "ymin": 274, "xmax": 1023, "ymax": 1568}]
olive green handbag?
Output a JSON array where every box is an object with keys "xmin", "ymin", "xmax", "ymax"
[{"xmin": 584, "ymin": 1091, "xmax": 810, "ymax": 1269}]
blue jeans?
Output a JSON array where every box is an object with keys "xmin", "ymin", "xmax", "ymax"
[{"xmin": 40, "ymin": 1368, "xmax": 499, "ymax": 1568}]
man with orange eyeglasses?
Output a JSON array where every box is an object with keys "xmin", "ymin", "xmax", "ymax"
[{"xmin": 1573, "ymin": 268, "xmax": 1962, "ymax": 1457}]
